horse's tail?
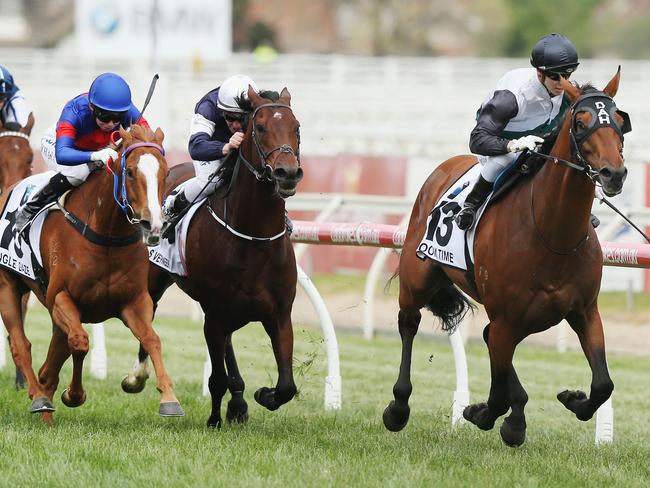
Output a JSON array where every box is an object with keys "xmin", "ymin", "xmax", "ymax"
[{"xmin": 426, "ymin": 282, "xmax": 475, "ymax": 333}]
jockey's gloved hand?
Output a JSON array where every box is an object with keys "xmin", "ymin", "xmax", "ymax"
[
  {"xmin": 507, "ymin": 135, "xmax": 544, "ymax": 153},
  {"xmin": 90, "ymin": 147, "xmax": 119, "ymax": 165}
]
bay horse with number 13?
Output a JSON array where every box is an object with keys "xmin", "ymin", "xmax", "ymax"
[
  {"xmin": 0, "ymin": 124, "xmax": 184, "ymax": 423},
  {"xmin": 384, "ymin": 70, "xmax": 630, "ymax": 446}
]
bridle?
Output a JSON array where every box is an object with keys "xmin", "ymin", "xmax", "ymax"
[
  {"xmin": 529, "ymin": 90, "xmax": 631, "ymax": 186},
  {"xmin": 105, "ymin": 141, "xmax": 165, "ymax": 224},
  {"xmin": 0, "ymin": 130, "xmax": 29, "ymax": 142},
  {"xmin": 238, "ymin": 102, "xmax": 300, "ymax": 182},
  {"xmin": 529, "ymin": 89, "xmax": 631, "ymax": 255}
]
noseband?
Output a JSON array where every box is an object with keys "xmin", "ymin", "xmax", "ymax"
[
  {"xmin": 238, "ymin": 102, "xmax": 301, "ymax": 182},
  {"xmin": 106, "ymin": 141, "xmax": 165, "ymax": 224}
]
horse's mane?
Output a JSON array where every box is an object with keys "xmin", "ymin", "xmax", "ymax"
[
  {"xmin": 2, "ymin": 122, "xmax": 22, "ymax": 132},
  {"xmin": 215, "ymin": 90, "xmax": 280, "ymax": 190}
]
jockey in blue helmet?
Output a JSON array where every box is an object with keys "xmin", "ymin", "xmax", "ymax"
[
  {"xmin": 0, "ymin": 64, "xmax": 31, "ymax": 129},
  {"xmin": 15, "ymin": 72, "xmax": 150, "ymax": 232}
]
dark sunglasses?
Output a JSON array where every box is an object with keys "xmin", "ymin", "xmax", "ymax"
[
  {"xmin": 223, "ymin": 111, "xmax": 244, "ymax": 122},
  {"xmin": 94, "ymin": 107, "xmax": 125, "ymax": 123},
  {"xmin": 543, "ymin": 70, "xmax": 571, "ymax": 82}
]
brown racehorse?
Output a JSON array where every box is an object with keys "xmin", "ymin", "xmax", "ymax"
[
  {"xmin": 0, "ymin": 113, "xmax": 34, "ymax": 389},
  {"xmin": 0, "ymin": 113, "xmax": 34, "ymax": 193},
  {"xmin": 0, "ymin": 124, "xmax": 184, "ymax": 423},
  {"xmin": 122, "ymin": 87, "xmax": 303, "ymax": 428},
  {"xmin": 383, "ymin": 71, "xmax": 630, "ymax": 446}
]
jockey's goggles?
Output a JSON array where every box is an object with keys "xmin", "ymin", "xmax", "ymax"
[
  {"xmin": 223, "ymin": 111, "xmax": 245, "ymax": 122},
  {"xmin": 93, "ymin": 107, "xmax": 125, "ymax": 123},
  {"xmin": 543, "ymin": 70, "xmax": 572, "ymax": 81}
]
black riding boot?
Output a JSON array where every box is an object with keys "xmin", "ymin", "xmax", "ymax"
[
  {"xmin": 455, "ymin": 175, "xmax": 494, "ymax": 231},
  {"xmin": 15, "ymin": 173, "xmax": 74, "ymax": 233},
  {"xmin": 163, "ymin": 191, "xmax": 191, "ymax": 221}
]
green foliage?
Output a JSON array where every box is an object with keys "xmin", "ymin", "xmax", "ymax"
[{"xmin": 1, "ymin": 306, "xmax": 649, "ymax": 486}]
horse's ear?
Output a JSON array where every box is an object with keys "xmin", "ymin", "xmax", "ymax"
[
  {"xmin": 279, "ymin": 87, "xmax": 291, "ymax": 105},
  {"xmin": 119, "ymin": 126, "xmax": 131, "ymax": 145},
  {"xmin": 154, "ymin": 127, "xmax": 165, "ymax": 145},
  {"xmin": 248, "ymin": 85, "xmax": 262, "ymax": 106},
  {"xmin": 22, "ymin": 112, "xmax": 35, "ymax": 136},
  {"xmin": 560, "ymin": 77, "xmax": 580, "ymax": 103},
  {"xmin": 603, "ymin": 66, "xmax": 621, "ymax": 98}
]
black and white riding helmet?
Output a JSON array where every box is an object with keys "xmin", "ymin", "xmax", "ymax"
[
  {"xmin": 530, "ymin": 33, "xmax": 579, "ymax": 74},
  {"xmin": 217, "ymin": 74, "xmax": 259, "ymax": 114}
]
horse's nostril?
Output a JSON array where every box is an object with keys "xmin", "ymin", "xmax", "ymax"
[
  {"xmin": 295, "ymin": 168, "xmax": 304, "ymax": 181},
  {"xmin": 599, "ymin": 168, "xmax": 612, "ymax": 180},
  {"xmin": 140, "ymin": 220, "xmax": 152, "ymax": 231},
  {"xmin": 274, "ymin": 168, "xmax": 288, "ymax": 180}
]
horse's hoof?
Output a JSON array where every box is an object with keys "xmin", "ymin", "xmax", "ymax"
[
  {"xmin": 207, "ymin": 415, "xmax": 222, "ymax": 430},
  {"xmin": 254, "ymin": 387, "xmax": 279, "ymax": 411},
  {"xmin": 61, "ymin": 388, "xmax": 86, "ymax": 408},
  {"xmin": 159, "ymin": 402, "xmax": 185, "ymax": 417},
  {"xmin": 30, "ymin": 396, "xmax": 55, "ymax": 413},
  {"xmin": 463, "ymin": 402, "xmax": 495, "ymax": 431},
  {"xmin": 383, "ymin": 401, "xmax": 410, "ymax": 432},
  {"xmin": 226, "ymin": 400, "xmax": 249, "ymax": 424},
  {"xmin": 121, "ymin": 374, "xmax": 146, "ymax": 394},
  {"xmin": 500, "ymin": 418, "xmax": 526, "ymax": 447}
]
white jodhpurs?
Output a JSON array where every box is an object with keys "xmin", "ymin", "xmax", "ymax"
[
  {"xmin": 40, "ymin": 125, "xmax": 96, "ymax": 186},
  {"xmin": 183, "ymin": 158, "xmax": 223, "ymax": 202},
  {"xmin": 477, "ymin": 152, "xmax": 519, "ymax": 183}
]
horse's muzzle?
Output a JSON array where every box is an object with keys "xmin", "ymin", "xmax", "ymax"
[
  {"xmin": 140, "ymin": 219, "xmax": 161, "ymax": 246},
  {"xmin": 274, "ymin": 166, "xmax": 304, "ymax": 198},
  {"xmin": 599, "ymin": 166, "xmax": 627, "ymax": 197}
]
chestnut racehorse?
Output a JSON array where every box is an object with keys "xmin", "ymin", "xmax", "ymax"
[
  {"xmin": 122, "ymin": 87, "xmax": 303, "ymax": 428},
  {"xmin": 0, "ymin": 124, "xmax": 184, "ymax": 423},
  {"xmin": 0, "ymin": 113, "xmax": 34, "ymax": 389},
  {"xmin": 383, "ymin": 71, "xmax": 630, "ymax": 446}
]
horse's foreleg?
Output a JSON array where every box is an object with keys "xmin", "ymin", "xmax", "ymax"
[
  {"xmin": 121, "ymin": 266, "xmax": 173, "ymax": 394},
  {"xmin": 225, "ymin": 334, "xmax": 248, "ymax": 423},
  {"xmin": 203, "ymin": 313, "xmax": 228, "ymax": 429},
  {"xmin": 121, "ymin": 293, "xmax": 183, "ymax": 417},
  {"xmin": 464, "ymin": 320, "xmax": 515, "ymax": 432},
  {"xmin": 51, "ymin": 292, "xmax": 88, "ymax": 408},
  {"xmin": 558, "ymin": 307, "xmax": 613, "ymax": 421},
  {"xmin": 383, "ymin": 307, "xmax": 421, "ymax": 432},
  {"xmin": 255, "ymin": 311, "xmax": 297, "ymax": 411},
  {"xmin": 37, "ymin": 324, "xmax": 71, "ymax": 422}
]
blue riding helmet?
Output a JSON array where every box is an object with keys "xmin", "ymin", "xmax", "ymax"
[
  {"xmin": 0, "ymin": 64, "xmax": 17, "ymax": 100},
  {"xmin": 88, "ymin": 72, "xmax": 132, "ymax": 112}
]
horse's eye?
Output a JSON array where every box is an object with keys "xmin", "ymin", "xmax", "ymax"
[
  {"xmin": 576, "ymin": 120, "xmax": 586, "ymax": 132},
  {"xmin": 126, "ymin": 167, "xmax": 134, "ymax": 178},
  {"xmin": 255, "ymin": 124, "xmax": 266, "ymax": 134}
]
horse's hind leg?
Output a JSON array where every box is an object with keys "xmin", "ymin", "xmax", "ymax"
[
  {"xmin": 255, "ymin": 310, "xmax": 297, "ymax": 411},
  {"xmin": 382, "ymin": 307, "xmax": 422, "ymax": 432},
  {"xmin": 0, "ymin": 275, "xmax": 53, "ymax": 412},
  {"xmin": 50, "ymin": 292, "xmax": 88, "ymax": 408},
  {"xmin": 463, "ymin": 319, "xmax": 516, "ymax": 432},
  {"xmin": 225, "ymin": 334, "xmax": 248, "ymax": 423},
  {"xmin": 557, "ymin": 306, "xmax": 613, "ymax": 421},
  {"xmin": 121, "ymin": 291, "xmax": 184, "ymax": 417}
]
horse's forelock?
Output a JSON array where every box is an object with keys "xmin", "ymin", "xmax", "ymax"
[
  {"xmin": 128, "ymin": 124, "xmax": 156, "ymax": 142},
  {"xmin": 575, "ymin": 82, "xmax": 598, "ymax": 94},
  {"xmin": 236, "ymin": 89, "xmax": 280, "ymax": 113}
]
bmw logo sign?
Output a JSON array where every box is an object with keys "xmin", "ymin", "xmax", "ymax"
[{"xmin": 91, "ymin": 4, "xmax": 120, "ymax": 36}]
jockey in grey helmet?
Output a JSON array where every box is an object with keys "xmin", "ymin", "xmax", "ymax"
[
  {"xmin": 0, "ymin": 64, "xmax": 31, "ymax": 128},
  {"xmin": 455, "ymin": 33, "xmax": 580, "ymax": 231}
]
